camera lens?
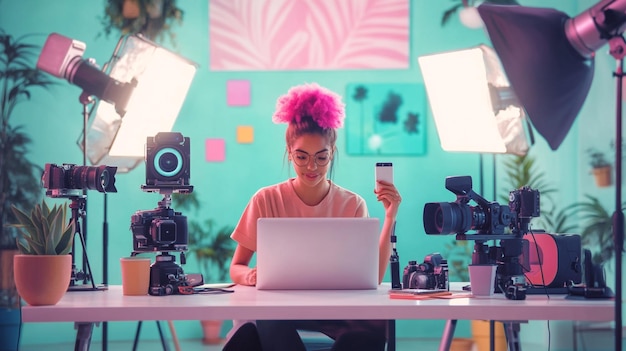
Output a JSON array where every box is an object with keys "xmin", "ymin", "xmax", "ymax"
[
  {"xmin": 151, "ymin": 219, "xmax": 177, "ymax": 244},
  {"xmin": 423, "ymin": 202, "xmax": 471, "ymax": 234},
  {"xmin": 69, "ymin": 165, "xmax": 117, "ymax": 192},
  {"xmin": 154, "ymin": 147, "xmax": 183, "ymax": 178}
]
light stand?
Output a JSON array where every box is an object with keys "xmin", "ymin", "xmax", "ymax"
[
  {"xmin": 609, "ymin": 35, "xmax": 625, "ymax": 350},
  {"xmin": 475, "ymin": 2, "xmax": 626, "ymax": 348}
]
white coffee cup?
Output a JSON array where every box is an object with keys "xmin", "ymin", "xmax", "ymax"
[{"xmin": 468, "ymin": 264, "xmax": 498, "ymax": 296}]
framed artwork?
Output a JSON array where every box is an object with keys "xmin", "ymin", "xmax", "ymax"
[
  {"xmin": 209, "ymin": 0, "xmax": 409, "ymax": 70},
  {"xmin": 345, "ymin": 83, "xmax": 427, "ymax": 156}
]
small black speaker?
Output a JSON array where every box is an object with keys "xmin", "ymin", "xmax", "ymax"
[{"xmin": 145, "ymin": 132, "xmax": 190, "ymax": 187}]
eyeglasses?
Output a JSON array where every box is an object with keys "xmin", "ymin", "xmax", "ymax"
[{"xmin": 291, "ymin": 150, "xmax": 331, "ymax": 167}]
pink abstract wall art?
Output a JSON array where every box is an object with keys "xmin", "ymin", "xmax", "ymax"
[{"xmin": 209, "ymin": 0, "xmax": 409, "ymax": 70}]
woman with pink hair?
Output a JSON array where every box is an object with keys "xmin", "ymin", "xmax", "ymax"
[{"xmin": 224, "ymin": 83, "xmax": 402, "ymax": 351}]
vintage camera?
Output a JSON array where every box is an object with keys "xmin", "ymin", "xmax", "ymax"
[
  {"xmin": 402, "ymin": 253, "xmax": 449, "ymax": 290},
  {"xmin": 132, "ymin": 132, "xmax": 193, "ymax": 252},
  {"xmin": 133, "ymin": 132, "xmax": 195, "ymax": 295},
  {"xmin": 143, "ymin": 132, "xmax": 192, "ymax": 192},
  {"xmin": 42, "ymin": 163, "xmax": 117, "ymax": 197}
]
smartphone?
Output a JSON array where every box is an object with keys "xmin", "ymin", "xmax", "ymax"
[{"xmin": 375, "ymin": 162, "xmax": 393, "ymax": 190}]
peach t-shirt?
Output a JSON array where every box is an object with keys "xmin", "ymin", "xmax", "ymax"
[{"xmin": 231, "ymin": 178, "xmax": 368, "ymax": 252}]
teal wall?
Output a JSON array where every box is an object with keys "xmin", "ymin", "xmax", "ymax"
[{"xmin": 0, "ymin": 0, "xmax": 619, "ymax": 349}]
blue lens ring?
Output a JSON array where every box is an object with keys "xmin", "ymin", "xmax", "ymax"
[{"xmin": 154, "ymin": 147, "xmax": 183, "ymax": 177}]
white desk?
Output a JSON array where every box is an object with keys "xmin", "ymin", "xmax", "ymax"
[{"xmin": 21, "ymin": 283, "xmax": 615, "ymax": 350}]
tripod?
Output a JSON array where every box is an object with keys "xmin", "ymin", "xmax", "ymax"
[{"xmin": 65, "ymin": 195, "xmax": 104, "ymax": 292}]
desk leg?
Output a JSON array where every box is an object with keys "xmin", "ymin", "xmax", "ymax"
[
  {"xmin": 503, "ymin": 322, "xmax": 521, "ymax": 351},
  {"xmin": 74, "ymin": 322, "xmax": 96, "ymax": 351},
  {"xmin": 438, "ymin": 320, "xmax": 457, "ymax": 351}
]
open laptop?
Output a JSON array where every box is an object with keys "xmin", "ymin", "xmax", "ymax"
[{"xmin": 256, "ymin": 217, "xmax": 380, "ymax": 290}]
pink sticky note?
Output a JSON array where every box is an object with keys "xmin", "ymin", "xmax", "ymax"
[
  {"xmin": 227, "ymin": 80, "xmax": 251, "ymax": 106},
  {"xmin": 205, "ymin": 138, "xmax": 225, "ymax": 162},
  {"xmin": 237, "ymin": 126, "xmax": 254, "ymax": 143}
]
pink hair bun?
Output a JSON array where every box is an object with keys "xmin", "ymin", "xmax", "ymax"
[{"xmin": 272, "ymin": 83, "xmax": 345, "ymax": 129}]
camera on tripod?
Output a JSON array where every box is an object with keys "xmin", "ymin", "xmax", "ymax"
[
  {"xmin": 42, "ymin": 162, "xmax": 117, "ymax": 291},
  {"xmin": 422, "ymin": 175, "xmax": 540, "ymax": 300},
  {"xmin": 131, "ymin": 132, "xmax": 196, "ymax": 295}
]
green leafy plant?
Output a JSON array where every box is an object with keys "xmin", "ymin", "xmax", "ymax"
[
  {"xmin": 1, "ymin": 29, "xmax": 55, "ymax": 249},
  {"xmin": 10, "ymin": 200, "xmax": 74, "ymax": 255},
  {"xmin": 100, "ymin": 0, "xmax": 184, "ymax": 44},
  {"xmin": 171, "ymin": 192, "xmax": 234, "ymax": 282},
  {"xmin": 499, "ymin": 153, "xmax": 579, "ymax": 234},
  {"xmin": 586, "ymin": 147, "xmax": 611, "ymax": 169},
  {"xmin": 566, "ymin": 195, "xmax": 623, "ymax": 265}
]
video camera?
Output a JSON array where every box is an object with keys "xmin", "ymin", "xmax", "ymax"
[
  {"xmin": 423, "ymin": 175, "xmax": 539, "ymax": 236},
  {"xmin": 131, "ymin": 132, "xmax": 195, "ymax": 295},
  {"xmin": 423, "ymin": 175, "xmax": 540, "ymax": 300}
]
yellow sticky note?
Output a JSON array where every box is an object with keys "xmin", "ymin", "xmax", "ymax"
[{"xmin": 237, "ymin": 126, "xmax": 254, "ymax": 143}]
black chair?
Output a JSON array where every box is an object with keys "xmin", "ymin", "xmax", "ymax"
[{"xmin": 301, "ymin": 320, "xmax": 396, "ymax": 351}]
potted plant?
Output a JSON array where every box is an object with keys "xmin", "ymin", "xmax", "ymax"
[
  {"xmin": 171, "ymin": 192, "xmax": 235, "ymax": 345},
  {"xmin": 586, "ymin": 148, "xmax": 612, "ymax": 187},
  {"xmin": 10, "ymin": 199, "xmax": 74, "ymax": 306},
  {"xmin": 1, "ymin": 29, "xmax": 55, "ymax": 351},
  {"xmin": 100, "ymin": 0, "xmax": 184, "ymax": 44}
]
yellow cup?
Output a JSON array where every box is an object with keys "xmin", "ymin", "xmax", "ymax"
[{"xmin": 120, "ymin": 257, "xmax": 151, "ymax": 296}]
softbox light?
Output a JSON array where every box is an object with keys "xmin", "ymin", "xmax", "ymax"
[
  {"xmin": 477, "ymin": 4, "xmax": 596, "ymax": 151},
  {"xmin": 83, "ymin": 35, "xmax": 197, "ymax": 172},
  {"xmin": 477, "ymin": 2, "xmax": 626, "ymax": 349},
  {"xmin": 418, "ymin": 44, "xmax": 529, "ymax": 156},
  {"xmin": 37, "ymin": 33, "xmax": 198, "ymax": 173}
]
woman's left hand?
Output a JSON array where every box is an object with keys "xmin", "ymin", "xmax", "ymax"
[{"xmin": 374, "ymin": 180, "xmax": 401, "ymax": 219}]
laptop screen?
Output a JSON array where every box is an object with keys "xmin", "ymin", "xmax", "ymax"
[{"xmin": 256, "ymin": 217, "xmax": 380, "ymax": 290}]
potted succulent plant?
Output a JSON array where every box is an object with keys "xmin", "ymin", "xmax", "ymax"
[
  {"xmin": 10, "ymin": 199, "xmax": 74, "ymax": 306},
  {"xmin": 171, "ymin": 192, "xmax": 235, "ymax": 345},
  {"xmin": 100, "ymin": 0, "xmax": 184, "ymax": 44},
  {"xmin": 586, "ymin": 148, "xmax": 612, "ymax": 187}
]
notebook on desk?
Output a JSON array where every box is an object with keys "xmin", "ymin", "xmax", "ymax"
[{"xmin": 256, "ymin": 217, "xmax": 380, "ymax": 290}]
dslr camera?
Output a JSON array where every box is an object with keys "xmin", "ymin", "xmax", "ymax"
[
  {"xmin": 402, "ymin": 253, "xmax": 449, "ymax": 290},
  {"xmin": 42, "ymin": 163, "xmax": 117, "ymax": 197}
]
